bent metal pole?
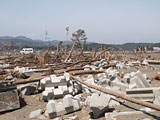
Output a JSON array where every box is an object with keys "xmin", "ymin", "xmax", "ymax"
[{"xmin": 71, "ymin": 75, "xmax": 160, "ymax": 111}]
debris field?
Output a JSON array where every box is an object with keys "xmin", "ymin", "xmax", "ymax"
[{"xmin": 0, "ymin": 51, "xmax": 160, "ymax": 120}]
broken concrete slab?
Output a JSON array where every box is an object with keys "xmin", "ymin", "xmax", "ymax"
[
  {"xmin": 0, "ymin": 87, "xmax": 20, "ymax": 112},
  {"xmin": 42, "ymin": 87, "xmax": 54, "ymax": 101},
  {"xmin": 126, "ymin": 87, "xmax": 160, "ymax": 102},
  {"xmin": 64, "ymin": 72, "xmax": 71, "ymax": 81},
  {"xmin": 45, "ymin": 100, "xmax": 58, "ymax": 119},
  {"xmin": 20, "ymin": 85, "xmax": 36, "ymax": 95},
  {"xmin": 122, "ymin": 73, "xmax": 131, "ymax": 84},
  {"xmin": 40, "ymin": 77, "xmax": 51, "ymax": 90},
  {"xmin": 85, "ymin": 93, "xmax": 110, "ymax": 118},
  {"xmin": 5, "ymin": 74, "xmax": 13, "ymax": 80},
  {"xmin": 66, "ymin": 115, "xmax": 79, "ymax": 120},
  {"xmin": 105, "ymin": 108, "xmax": 155, "ymax": 120},
  {"xmin": 110, "ymin": 80, "xmax": 129, "ymax": 91},
  {"xmin": 29, "ymin": 109, "xmax": 44, "ymax": 119},
  {"xmin": 153, "ymin": 88, "xmax": 160, "ymax": 105},
  {"xmin": 63, "ymin": 95, "xmax": 81, "ymax": 113},
  {"xmin": 45, "ymin": 95, "xmax": 81, "ymax": 119},
  {"xmin": 134, "ymin": 71, "xmax": 151, "ymax": 88},
  {"xmin": 97, "ymin": 73, "xmax": 107, "ymax": 81}
]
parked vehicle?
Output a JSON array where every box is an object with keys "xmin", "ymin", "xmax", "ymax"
[{"xmin": 20, "ymin": 48, "xmax": 33, "ymax": 54}]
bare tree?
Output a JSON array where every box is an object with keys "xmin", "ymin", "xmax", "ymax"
[
  {"xmin": 8, "ymin": 40, "xmax": 13, "ymax": 51},
  {"xmin": 65, "ymin": 29, "xmax": 86, "ymax": 61},
  {"xmin": 56, "ymin": 41, "xmax": 63, "ymax": 54},
  {"xmin": 80, "ymin": 33, "xmax": 87, "ymax": 55}
]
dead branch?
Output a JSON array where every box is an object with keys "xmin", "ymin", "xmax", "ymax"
[{"xmin": 94, "ymin": 49, "xmax": 109, "ymax": 60}]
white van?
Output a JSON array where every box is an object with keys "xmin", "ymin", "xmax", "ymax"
[{"xmin": 20, "ymin": 48, "xmax": 33, "ymax": 54}]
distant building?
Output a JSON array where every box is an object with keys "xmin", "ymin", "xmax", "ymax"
[{"xmin": 153, "ymin": 47, "xmax": 160, "ymax": 51}]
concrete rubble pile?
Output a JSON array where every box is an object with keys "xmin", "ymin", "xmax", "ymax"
[
  {"xmin": 30, "ymin": 94, "xmax": 81, "ymax": 119},
  {"xmin": 1, "ymin": 56, "xmax": 159, "ymax": 120},
  {"xmin": 84, "ymin": 59, "xmax": 107, "ymax": 71},
  {"xmin": 95, "ymin": 68, "xmax": 157, "ymax": 99},
  {"xmin": 45, "ymin": 95, "xmax": 81, "ymax": 119},
  {"xmin": 14, "ymin": 66, "xmax": 49, "ymax": 77},
  {"xmin": 40, "ymin": 73, "xmax": 82, "ymax": 101}
]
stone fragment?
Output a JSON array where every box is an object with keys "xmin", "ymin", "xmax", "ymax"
[
  {"xmin": 29, "ymin": 109, "xmax": 43, "ymax": 119},
  {"xmin": 20, "ymin": 85, "xmax": 36, "ymax": 95},
  {"xmin": 85, "ymin": 93, "xmax": 111, "ymax": 118}
]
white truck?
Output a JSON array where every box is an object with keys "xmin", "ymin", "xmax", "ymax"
[{"xmin": 20, "ymin": 48, "xmax": 33, "ymax": 54}]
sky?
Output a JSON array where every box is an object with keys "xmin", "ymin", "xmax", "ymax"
[{"xmin": 0, "ymin": 0, "xmax": 160, "ymax": 44}]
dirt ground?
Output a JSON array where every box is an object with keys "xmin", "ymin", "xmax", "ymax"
[{"xmin": 0, "ymin": 52, "xmax": 160, "ymax": 120}]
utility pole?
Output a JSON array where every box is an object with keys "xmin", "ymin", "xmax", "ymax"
[{"xmin": 65, "ymin": 27, "xmax": 69, "ymax": 54}]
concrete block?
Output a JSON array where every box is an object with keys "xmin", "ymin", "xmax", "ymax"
[
  {"xmin": 46, "ymin": 100, "xmax": 58, "ymax": 119},
  {"xmin": 60, "ymin": 85, "xmax": 69, "ymax": 94},
  {"xmin": 111, "ymin": 80, "xmax": 129, "ymax": 91},
  {"xmin": 5, "ymin": 74, "xmax": 13, "ymax": 80},
  {"xmin": 91, "ymin": 66, "xmax": 97, "ymax": 70},
  {"xmin": 130, "ymin": 76, "xmax": 145, "ymax": 88},
  {"xmin": 94, "ymin": 61, "xmax": 100, "ymax": 66},
  {"xmin": 107, "ymin": 86, "xmax": 121, "ymax": 93},
  {"xmin": 126, "ymin": 88, "xmax": 156, "ymax": 102},
  {"xmin": 84, "ymin": 67, "xmax": 91, "ymax": 71},
  {"xmin": 129, "ymin": 83, "xmax": 138, "ymax": 89},
  {"xmin": 73, "ymin": 81, "xmax": 82, "ymax": 93},
  {"xmin": 30, "ymin": 109, "xmax": 43, "ymax": 119},
  {"xmin": 99, "ymin": 67, "xmax": 104, "ymax": 70},
  {"xmin": 68, "ymin": 86, "xmax": 74, "ymax": 94},
  {"xmin": 20, "ymin": 85, "xmax": 36, "ymax": 95},
  {"xmin": 130, "ymin": 72, "xmax": 136, "ymax": 77},
  {"xmin": 45, "ymin": 95, "xmax": 81, "ymax": 119},
  {"xmin": 45, "ymin": 75, "xmax": 68, "ymax": 87},
  {"xmin": 105, "ymin": 108, "xmax": 155, "ymax": 120},
  {"xmin": 97, "ymin": 73, "xmax": 106, "ymax": 80},
  {"xmin": 53, "ymin": 88, "xmax": 64, "ymax": 98},
  {"xmin": 50, "ymin": 75, "xmax": 66, "ymax": 83},
  {"xmin": 122, "ymin": 73, "xmax": 131, "ymax": 84},
  {"xmin": 40, "ymin": 77, "xmax": 50, "ymax": 90},
  {"xmin": 64, "ymin": 72, "xmax": 71, "ymax": 81},
  {"xmin": 99, "ymin": 79, "xmax": 110, "ymax": 85},
  {"xmin": 134, "ymin": 71, "xmax": 151, "ymax": 88},
  {"xmin": 153, "ymin": 88, "xmax": 160, "ymax": 105},
  {"xmin": 67, "ymin": 116, "xmax": 79, "ymax": 120},
  {"xmin": 56, "ymin": 102, "xmax": 66, "ymax": 116},
  {"xmin": 87, "ymin": 75, "xmax": 94, "ymax": 80},
  {"xmin": 63, "ymin": 95, "xmax": 74, "ymax": 113},
  {"xmin": 63, "ymin": 95, "xmax": 81, "ymax": 113},
  {"xmin": 72, "ymin": 98, "xmax": 81, "ymax": 111},
  {"xmin": 86, "ymin": 75, "xmax": 95, "ymax": 85},
  {"xmin": 42, "ymin": 88, "xmax": 54, "ymax": 101},
  {"xmin": 59, "ymin": 76, "xmax": 66, "ymax": 82},
  {"xmin": 85, "ymin": 93, "xmax": 110, "ymax": 118}
]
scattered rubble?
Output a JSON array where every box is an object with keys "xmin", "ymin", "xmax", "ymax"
[
  {"xmin": 0, "ymin": 52, "xmax": 160, "ymax": 120},
  {"xmin": 30, "ymin": 109, "xmax": 45, "ymax": 119},
  {"xmin": 45, "ymin": 95, "xmax": 81, "ymax": 119}
]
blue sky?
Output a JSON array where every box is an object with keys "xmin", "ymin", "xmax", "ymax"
[{"xmin": 0, "ymin": 0, "xmax": 160, "ymax": 44}]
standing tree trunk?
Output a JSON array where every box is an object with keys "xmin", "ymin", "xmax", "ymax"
[
  {"xmin": 65, "ymin": 41, "xmax": 76, "ymax": 61},
  {"xmin": 80, "ymin": 39, "xmax": 86, "ymax": 56}
]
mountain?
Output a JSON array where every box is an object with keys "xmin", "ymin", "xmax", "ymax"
[
  {"xmin": 0, "ymin": 36, "xmax": 157, "ymax": 50},
  {"xmin": 0, "ymin": 36, "xmax": 60, "ymax": 47},
  {"xmin": 116, "ymin": 43, "xmax": 154, "ymax": 50}
]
